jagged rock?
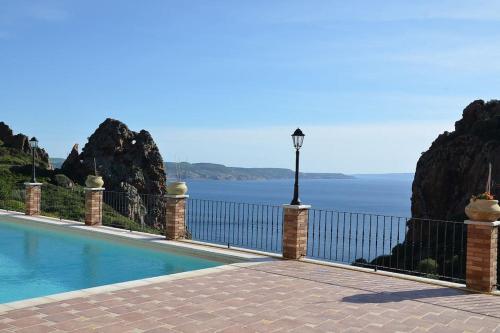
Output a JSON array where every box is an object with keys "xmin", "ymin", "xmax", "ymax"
[
  {"xmin": 411, "ymin": 99, "xmax": 500, "ymax": 221},
  {"xmin": 0, "ymin": 122, "xmax": 13, "ymax": 140},
  {"xmin": 60, "ymin": 118, "xmax": 167, "ymax": 228},
  {"xmin": 0, "ymin": 121, "xmax": 51, "ymax": 168},
  {"xmin": 373, "ymin": 100, "xmax": 500, "ymax": 279},
  {"xmin": 63, "ymin": 144, "xmax": 79, "ymax": 168}
]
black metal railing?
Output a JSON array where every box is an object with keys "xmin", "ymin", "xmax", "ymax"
[
  {"xmin": 186, "ymin": 199, "xmax": 283, "ymax": 253},
  {"xmin": 102, "ymin": 191, "xmax": 164, "ymax": 234},
  {"xmin": 41, "ymin": 185, "xmax": 85, "ymax": 221},
  {"xmin": 2, "ymin": 184, "xmax": 475, "ymax": 285},
  {"xmin": 307, "ymin": 209, "xmax": 466, "ymax": 283},
  {"xmin": 0, "ymin": 183, "xmax": 25, "ymax": 213}
]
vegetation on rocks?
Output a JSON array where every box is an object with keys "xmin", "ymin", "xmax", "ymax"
[{"xmin": 0, "ymin": 121, "xmax": 156, "ymax": 233}]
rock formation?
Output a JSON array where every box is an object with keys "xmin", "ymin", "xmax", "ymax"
[
  {"xmin": 52, "ymin": 174, "xmax": 75, "ymax": 189},
  {"xmin": 0, "ymin": 121, "xmax": 51, "ymax": 168},
  {"xmin": 60, "ymin": 118, "xmax": 167, "ymax": 228},
  {"xmin": 412, "ymin": 99, "xmax": 500, "ymax": 221},
  {"xmin": 367, "ymin": 100, "xmax": 500, "ymax": 279}
]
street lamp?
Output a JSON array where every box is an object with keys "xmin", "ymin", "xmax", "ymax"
[
  {"xmin": 29, "ymin": 137, "xmax": 38, "ymax": 183},
  {"xmin": 290, "ymin": 128, "xmax": 305, "ymax": 205}
]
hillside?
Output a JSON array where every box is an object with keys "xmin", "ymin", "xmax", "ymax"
[
  {"xmin": 165, "ymin": 162, "xmax": 353, "ymax": 180},
  {"xmin": 51, "ymin": 159, "xmax": 353, "ymax": 180},
  {"xmin": 1, "ymin": 121, "xmax": 158, "ymax": 233}
]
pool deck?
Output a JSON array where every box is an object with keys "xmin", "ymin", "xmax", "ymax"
[{"xmin": 1, "ymin": 260, "xmax": 500, "ymax": 332}]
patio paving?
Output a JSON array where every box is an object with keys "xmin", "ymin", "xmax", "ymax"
[{"xmin": 1, "ymin": 260, "xmax": 500, "ymax": 332}]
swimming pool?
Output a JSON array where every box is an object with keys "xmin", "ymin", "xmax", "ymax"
[{"xmin": 0, "ymin": 217, "xmax": 236, "ymax": 303}]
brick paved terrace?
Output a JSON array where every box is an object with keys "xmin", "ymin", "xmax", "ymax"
[{"xmin": 1, "ymin": 260, "xmax": 500, "ymax": 333}]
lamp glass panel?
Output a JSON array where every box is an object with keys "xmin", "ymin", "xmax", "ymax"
[{"xmin": 297, "ymin": 135, "xmax": 304, "ymax": 148}]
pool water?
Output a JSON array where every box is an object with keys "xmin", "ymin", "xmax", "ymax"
[{"xmin": 0, "ymin": 219, "xmax": 227, "ymax": 303}]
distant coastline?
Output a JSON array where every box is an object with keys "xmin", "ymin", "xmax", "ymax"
[
  {"xmin": 50, "ymin": 158, "xmax": 414, "ymax": 181},
  {"xmin": 165, "ymin": 162, "xmax": 354, "ymax": 180},
  {"xmin": 50, "ymin": 158, "xmax": 353, "ymax": 181}
]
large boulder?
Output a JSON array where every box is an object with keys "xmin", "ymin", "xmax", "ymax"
[
  {"xmin": 411, "ymin": 100, "xmax": 500, "ymax": 221},
  {"xmin": 60, "ymin": 118, "xmax": 167, "ymax": 228},
  {"xmin": 52, "ymin": 174, "xmax": 75, "ymax": 189}
]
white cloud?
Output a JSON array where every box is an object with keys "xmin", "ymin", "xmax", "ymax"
[
  {"xmin": 391, "ymin": 43, "xmax": 500, "ymax": 72},
  {"xmin": 150, "ymin": 121, "xmax": 454, "ymax": 174},
  {"xmin": 27, "ymin": 5, "xmax": 68, "ymax": 22},
  {"xmin": 254, "ymin": 0, "xmax": 500, "ymax": 24},
  {"xmin": 0, "ymin": 2, "xmax": 69, "ymax": 34}
]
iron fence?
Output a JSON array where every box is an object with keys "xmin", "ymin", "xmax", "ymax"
[
  {"xmin": 0, "ymin": 183, "xmax": 25, "ymax": 213},
  {"xmin": 307, "ymin": 209, "xmax": 466, "ymax": 283},
  {"xmin": 102, "ymin": 191, "xmax": 163, "ymax": 234},
  {"xmin": 2, "ymin": 184, "xmax": 475, "ymax": 285},
  {"xmin": 40, "ymin": 185, "xmax": 85, "ymax": 221},
  {"xmin": 186, "ymin": 199, "xmax": 283, "ymax": 253}
]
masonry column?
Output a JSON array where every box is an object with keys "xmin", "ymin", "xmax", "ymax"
[
  {"xmin": 465, "ymin": 220, "xmax": 499, "ymax": 292},
  {"xmin": 165, "ymin": 195, "xmax": 188, "ymax": 240},
  {"xmin": 85, "ymin": 188, "xmax": 104, "ymax": 226},
  {"xmin": 282, "ymin": 204, "xmax": 310, "ymax": 259},
  {"xmin": 24, "ymin": 182, "xmax": 42, "ymax": 216}
]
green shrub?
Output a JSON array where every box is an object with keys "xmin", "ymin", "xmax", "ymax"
[
  {"xmin": 0, "ymin": 199, "xmax": 25, "ymax": 212},
  {"xmin": 417, "ymin": 258, "xmax": 438, "ymax": 274}
]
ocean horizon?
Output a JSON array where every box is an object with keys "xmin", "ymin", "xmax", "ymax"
[{"xmin": 185, "ymin": 174, "xmax": 413, "ymax": 218}]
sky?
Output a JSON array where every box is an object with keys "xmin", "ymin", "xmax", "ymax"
[{"xmin": 1, "ymin": 1, "xmax": 499, "ymax": 173}]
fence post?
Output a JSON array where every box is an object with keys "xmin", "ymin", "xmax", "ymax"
[
  {"xmin": 85, "ymin": 188, "xmax": 104, "ymax": 226},
  {"xmin": 165, "ymin": 195, "xmax": 188, "ymax": 240},
  {"xmin": 282, "ymin": 204, "xmax": 310, "ymax": 259},
  {"xmin": 465, "ymin": 220, "xmax": 499, "ymax": 292},
  {"xmin": 24, "ymin": 182, "xmax": 42, "ymax": 216}
]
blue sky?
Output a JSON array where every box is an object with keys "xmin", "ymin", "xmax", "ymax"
[{"xmin": 1, "ymin": 1, "xmax": 499, "ymax": 173}]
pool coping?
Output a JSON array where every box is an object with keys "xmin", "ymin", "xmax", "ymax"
[
  {"xmin": 0, "ymin": 210, "xmax": 268, "ymax": 262},
  {"xmin": 0, "ymin": 261, "xmax": 266, "ymax": 314},
  {"xmin": 0, "ymin": 210, "xmax": 275, "ymax": 313}
]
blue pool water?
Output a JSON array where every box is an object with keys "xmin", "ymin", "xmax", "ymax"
[{"xmin": 0, "ymin": 219, "xmax": 226, "ymax": 303}]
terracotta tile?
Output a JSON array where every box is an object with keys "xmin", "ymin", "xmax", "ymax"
[{"xmin": 2, "ymin": 261, "xmax": 500, "ymax": 332}]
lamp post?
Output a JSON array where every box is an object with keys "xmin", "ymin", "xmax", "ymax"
[
  {"xmin": 290, "ymin": 128, "xmax": 305, "ymax": 205},
  {"xmin": 29, "ymin": 137, "xmax": 38, "ymax": 183}
]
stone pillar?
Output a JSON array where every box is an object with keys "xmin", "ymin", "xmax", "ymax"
[
  {"xmin": 165, "ymin": 195, "xmax": 188, "ymax": 240},
  {"xmin": 24, "ymin": 182, "xmax": 42, "ymax": 216},
  {"xmin": 465, "ymin": 220, "xmax": 499, "ymax": 292},
  {"xmin": 85, "ymin": 188, "xmax": 104, "ymax": 226},
  {"xmin": 282, "ymin": 204, "xmax": 310, "ymax": 259}
]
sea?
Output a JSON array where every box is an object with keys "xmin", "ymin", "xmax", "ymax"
[
  {"xmin": 182, "ymin": 174, "xmax": 414, "ymax": 262},
  {"xmin": 186, "ymin": 173, "xmax": 413, "ymax": 217}
]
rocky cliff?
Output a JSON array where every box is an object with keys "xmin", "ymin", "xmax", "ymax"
[
  {"xmin": 60, "ymin": 119, "xmax": 167, "ymax": 228},
  {"xmin": 61, "ymin": 118, "xmax": 166, "ymax": 194},
  {"xmin": 412, "ymin": 100, "xmax": 500, "ymax": 221},
  {"xmin": 0, "ymin": 121, "xmax": 51, "ymax": 168},
  {"xmin": 364, "ymin": 100, "xmax": 500, "ymax": 279}
]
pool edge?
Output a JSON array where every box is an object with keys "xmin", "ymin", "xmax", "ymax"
[
  {"xmin": 0, "ymin": 210, "xmax": 269, "ymax": 263},
  {"xmin": 0, "ymin": 261, "xmax": 264, "ymax": 314},
  {"xmin": 0, "ymin": 210, "xmax": 276, "ymax": 312}
]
